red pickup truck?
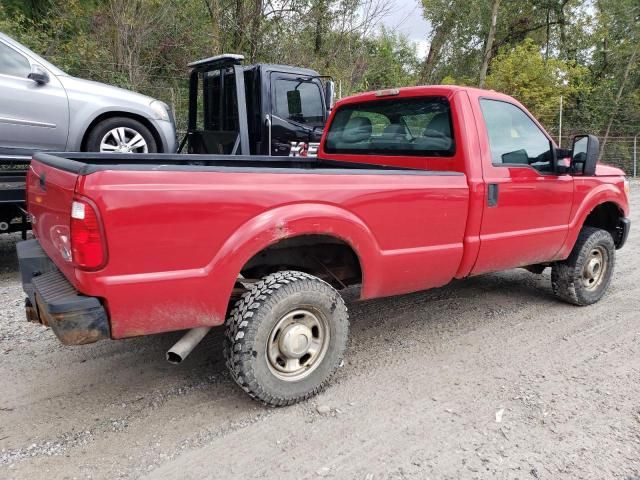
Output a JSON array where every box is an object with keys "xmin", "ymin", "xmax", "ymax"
[{"xmin": 18, "ymin": 86, "xmax": 630, "ymax": 406}]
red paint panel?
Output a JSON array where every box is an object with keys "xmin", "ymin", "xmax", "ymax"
[{"xmin": 71, "ymin": 170, "xmax": 468, "ymax": 338}]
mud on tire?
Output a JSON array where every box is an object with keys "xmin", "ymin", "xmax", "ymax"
[
  {"xmin": 551, "ymin": 227, "xmax": 615, "ymax": 306},
  {"xmin": 224, "ymin": 271, "xmax": 349, "ymax": 406}
]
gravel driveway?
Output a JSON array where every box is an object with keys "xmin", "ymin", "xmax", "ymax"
[{"xmin": 1, "ymin": 184, "xmax": 639, "ymax": 479}]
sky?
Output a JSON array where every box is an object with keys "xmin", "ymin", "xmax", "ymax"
[{"xmin": 379, "ymin": 0, "xmax": 431, "ymax": 58}]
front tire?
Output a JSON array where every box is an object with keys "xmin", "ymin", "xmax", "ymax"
[
  {"xmin": 85, "ymin": 117, "xmax": 157, "ymax": 153},
  {"xmin": 551, "ymin": 227, "xmax": 615, "ymax": 305},
  {"xmin": 224, "ymin": 271, "xmax": 349, "ymax": 406}
]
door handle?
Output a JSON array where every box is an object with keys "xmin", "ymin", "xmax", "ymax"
[{"xmin": 487, "ymin": 183, "xmax": 499, "ymax": 207}]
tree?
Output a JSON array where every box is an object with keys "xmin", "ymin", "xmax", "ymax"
[
  {"xmin": 484, "ymin": 39, "xmax": 589, "ymax": 123},
  {"xmin": 478, "ymin": 0, "xmax": 500, "ymax": 87}
]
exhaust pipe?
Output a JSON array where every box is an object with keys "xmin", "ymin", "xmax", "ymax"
[
  {"xmin": 166, "ymin": 327, "xmax": 212, "ymax": 364},
  {"xmin": 0, "ymin": 222, "xmax": 9, "ymax": 232}
]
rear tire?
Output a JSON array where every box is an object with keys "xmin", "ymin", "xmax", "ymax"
[
  {"xmin": 85, "ymin": 117, "xmax": 157, "ymax": 153},
  {"xmin": 224, "ymin": 271, "xmax": 349, "ymax": 406},
  {"xmin": 551, "ymin": 227, "xmax": 615, "ymax": 306}
]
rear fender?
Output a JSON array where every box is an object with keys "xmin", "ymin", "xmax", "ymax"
[{"xmin": 205, "ymin": 203, "xmax": 381, "ymax": 318}]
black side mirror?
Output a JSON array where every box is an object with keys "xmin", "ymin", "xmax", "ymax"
[
  {"xmin": 554, "ymin": 147, "xmax": 572, "ymax": 174},
  {"xmin": 571, "ymin": 134, "xmax": 599, "ymax": 176},
  {"xmin": 28, "ymin": 64, "xmax": 49, "ymax": 85},
  {"xmin": 286, "ymin": 89, "xmax": 302, "ymax": 117}
]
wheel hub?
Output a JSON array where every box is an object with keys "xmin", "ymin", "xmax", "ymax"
[
  {"xmin": 100, "ymin": 127, "xmax": 148, "ymax": 153},
  {"xmin": 582, "ymin": 247, "xmax": 607, "ymax": 291},
  {"xmin": 279, "ymin": 324, "xmax": 312, "ymax": 358},
  {"xmin": 266, "ymin": 309, "xmax": 329, "ymax": 381}
]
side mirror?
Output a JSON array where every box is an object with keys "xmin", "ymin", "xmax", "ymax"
[
  {"xmin": 28, "ymin": 64, "xmax": 49, "ymax": 85},
  {"xmin": 286, "ymin": 89, "xmax": 302, "ymax": 117},
  {"xmin": 554, "ymin": 147, "xmax": 572, "ymax": 174},
  {"xmin": 324, "ymin": 80, "xmax": 335, "ymax": 116},
  {"xmin": 571, "ymin": 134, "xmax": 599, "ymax": 176}
]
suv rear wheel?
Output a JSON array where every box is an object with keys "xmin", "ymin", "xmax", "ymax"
[
  {"xmin": 85, "ymin": 117, "xmax": 157, "ymax": 153},
  {"xmin": 224, "ymin": 271, "xmax": 349, "ymax": 406},
  {"xmin": 551, "ymin": 227, "xmax": 615, "ymax": 306}
]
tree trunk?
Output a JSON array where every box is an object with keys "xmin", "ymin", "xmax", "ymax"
[
  {"xmin": 478, "ymin": 0, "xmax": 500, "ymax": 88},
  {"xmin": 203, "ymin": 0, "xmax": 221, "ymax": 54},
  {"xmin": 249, "ymin": 0, "xmax": 263, "ymax": 61},
  {"xmin": 313, "ymin": 0, "xmax": 326, "ymax": 54},
  {"xmin": 232, "ymin": 0, "xmax": 245, "ymax": 52},
  {"xmin": 420, "ymin": 23, "xmax": 448, "ymax": 84},
  {"xmin": 599, "ymin": 43, "xmax": 639, "ymax": 161}
]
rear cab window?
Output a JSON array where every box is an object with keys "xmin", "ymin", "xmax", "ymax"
[{"xmin": 324, "ymin": 96, "xmax": 455, "ymax": 157}]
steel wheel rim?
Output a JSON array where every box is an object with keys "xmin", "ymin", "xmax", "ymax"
[
  {"xmin": 100, "ymin": 127, "xmax": 148, "ymax": 153},
  {"xmin": 266, "ymin": 309, "xmax": 329, "ymax": 382},
  {"xmin": 582, "ymin": 246, "xmax": 608, "ymax": 291}
]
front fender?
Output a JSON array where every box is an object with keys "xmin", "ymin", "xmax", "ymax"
[
  {"xmin": 67, "ymin": 104, "xmax": 155, "ymax": 151},
  {"xmin": 557, "ymin": 182, "xmax": 627, "ymax": 259},
  {"xmin": 204, "ymin": 203, "xmax": 382, "ymax": 318}
]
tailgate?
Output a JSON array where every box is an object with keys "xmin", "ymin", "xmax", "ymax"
[{"xmin": 28, "ymin": 156, "xmax": 79, "ymax": 282}]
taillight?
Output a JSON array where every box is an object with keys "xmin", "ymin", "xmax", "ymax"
[{"xmin": 70, "ymin": 198, "xmax": 107, "ymax": 269}]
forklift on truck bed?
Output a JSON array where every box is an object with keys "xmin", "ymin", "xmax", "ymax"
[{"xmin": 180, "ymin": 54, "xmax": 334, "ymax": 157}]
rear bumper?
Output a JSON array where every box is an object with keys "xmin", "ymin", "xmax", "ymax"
[{"xmin": 17, "ymin": 239, "xmax": 110, "ymax": 345}]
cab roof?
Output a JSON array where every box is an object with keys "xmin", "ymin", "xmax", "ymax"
[{"xmin": 335, "ymin": 85, "xmax": 516, "ymax": 106}]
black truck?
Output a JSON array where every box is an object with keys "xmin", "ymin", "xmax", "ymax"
[{"xmin": 0, "ymin": 54, "xmax": 334, "ymax": 235}]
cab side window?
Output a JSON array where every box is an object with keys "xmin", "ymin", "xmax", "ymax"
[
  {"xmin": 0, "ymin": 42, "xmax": 31, "ymax": 78},
  {"xmin": 480, "ymin": 99, "xmax": 553, "ymax": 172}
]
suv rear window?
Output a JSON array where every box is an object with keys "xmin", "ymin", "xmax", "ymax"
[{"xmin": 324, "ymin": 96, "xmax": 454, "ymax": 156}]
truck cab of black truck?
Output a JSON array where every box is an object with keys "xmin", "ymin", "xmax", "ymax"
[{"xmin": 183, "ymin": 54, "xmax": 334, "ymax": 156}]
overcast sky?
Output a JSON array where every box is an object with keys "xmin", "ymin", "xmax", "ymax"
[{"xmin": 379, "ymin": 0, "xmax": 431, "ymax": 58}]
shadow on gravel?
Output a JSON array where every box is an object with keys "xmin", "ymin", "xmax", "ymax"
[{"xmin": 24, "ymin": 269, "xmax": 561, "ymax": 414}]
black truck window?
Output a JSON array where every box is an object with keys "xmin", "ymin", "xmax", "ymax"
[
  {"xmin": 324, "ymin": 96, "xmax": 454, "ymax": 157},
  {"xmin": 273, "ymin": 79, "xmax": 324, "ymax": 127}
]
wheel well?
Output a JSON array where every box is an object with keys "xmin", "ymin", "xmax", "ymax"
[
  {"xmin": 240, "ymin": 235, "xmax": 363, "ymax": 290},
  {"xmin": 81, "ymin": 112, "xmax": 163, "ymax": 152},
  {"xmin": 583, "ymin": 202, "xmax": 624, "ymax": 247}
]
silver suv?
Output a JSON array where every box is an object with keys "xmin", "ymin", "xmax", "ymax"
[{"xmin": 0, "ymin": 32, "xmax": 177, "ymax": 160}]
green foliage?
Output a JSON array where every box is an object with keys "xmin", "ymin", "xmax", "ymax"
[
  {"xmin": 484, "ymin": 39, "xmax": 590, "ymax": 120},
  {"xmin": 0, "ymin": 0, "xmax": 638, "ymax": 148},
  {"xmin": 357, "ymin": 29, "xmax": 419, "ymax": 91}
]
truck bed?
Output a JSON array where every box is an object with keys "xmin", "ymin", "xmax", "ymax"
[{"xmin": 28, "ymin": 151, "xmax": 469, "ymax": 339}]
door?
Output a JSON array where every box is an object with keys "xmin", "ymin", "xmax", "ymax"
[
  {"xmin": 268, "ymin": 73, "xmax": 325, "ymax": 155},
  {"xmin": 471, "ymin": 98, "xmax": 574, "ymax": 275},
  {"xmin": 0, "ymin": 40, "xmax": 69, "ymax": 159}
]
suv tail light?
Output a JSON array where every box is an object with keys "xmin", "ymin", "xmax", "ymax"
[{"xmin": 70, "ymin": 198, "xmax": 107, "ymax": 269}]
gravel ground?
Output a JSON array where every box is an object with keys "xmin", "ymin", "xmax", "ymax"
[{"xmin": 1, "ymin": 184, "xmax": 639, "ymax": 480}]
